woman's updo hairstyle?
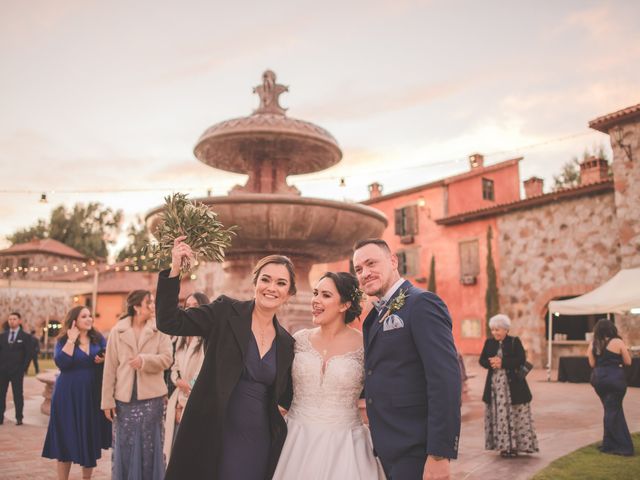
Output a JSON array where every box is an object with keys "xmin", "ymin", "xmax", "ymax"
[
  {"xmin": 319, "ymin": 272, "xmax": 363, "ymax": 324},
  {"xmin": 120, "ymin": 289, "xmax": 151, "ymax": 319}
]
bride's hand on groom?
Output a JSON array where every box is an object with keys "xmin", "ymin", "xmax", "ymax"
[{"xmin": 170, "ymin": 235, "xmax": 194, "ymax": 277}]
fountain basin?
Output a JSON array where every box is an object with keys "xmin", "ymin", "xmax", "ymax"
[
  {"xmin": 147, "ymin": 194, "xmax": 387, "ymax": 263},
  {"xmin": 195, "ymin": 114, "xmax": 342, "ymax": 175}
]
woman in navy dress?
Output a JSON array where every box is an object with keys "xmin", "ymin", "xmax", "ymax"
[
  {"xmin": 587, "ymin": 319, "xmax": 634, "ymax": 456},
  {"xmin": 155, "ymin": 236, "xmax": 295, "ymax": 480},
  {"xmin": 42, "ymin": 306, "xmax": 111, "ymax": 480}
]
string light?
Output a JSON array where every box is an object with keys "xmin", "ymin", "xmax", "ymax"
[{"xmin": 0, "ymin": 131, "xmax": 598, "ymax": 195}]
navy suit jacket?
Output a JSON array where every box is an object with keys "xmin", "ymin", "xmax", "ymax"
[
  {"xmin": 363, "ymin": 280, "xmax": 461, "ymax": 462},
  {"xmin": 0, "ymin": 328, "xmax": 33, "ymax": 375}
]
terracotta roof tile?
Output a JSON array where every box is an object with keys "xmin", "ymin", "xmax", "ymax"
[
  {"xmin": 436, "ymin": 179, "xmax": 613, "ymax": 225},
  {"xmin": 589, "ymin": 103, "xmax": 640, "ymax": 132},
  {"xmin": 0, "ymin": 238, "xmax": 87, "ymax": 260}
]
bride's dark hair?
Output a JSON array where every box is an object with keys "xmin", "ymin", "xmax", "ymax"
[{"xmin": 319, "ymin": 272, "xmax": 363, "ymax": 324}]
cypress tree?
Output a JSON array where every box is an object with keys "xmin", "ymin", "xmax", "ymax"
[
  {"xmin": 485, "ymin": 226, "xmax": 500, "ymax": 336},
  {"xmin": 428, "ymin": 254, "xmax": 437, "ymax": 293}
]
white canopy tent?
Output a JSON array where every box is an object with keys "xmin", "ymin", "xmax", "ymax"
[{"xmin": 546, "ymin": 267, "xmax": 640, "ymax": 380}]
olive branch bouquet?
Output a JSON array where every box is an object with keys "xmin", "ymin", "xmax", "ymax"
[{"xmin": 145, "ymin": 193, "xmax": 236, "ymax": 277}]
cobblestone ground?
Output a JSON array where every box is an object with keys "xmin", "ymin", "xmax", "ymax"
[
  {"xmin": 454, "ymin": 362, "xmax": 640, "ymax": 479},
  {"xmin": 1, "ymin": 363, "xmax": 639, "ymax": 479},
  {"xmin": 0, "ymin": 374, "xmax": 111, "ymax": 480}
]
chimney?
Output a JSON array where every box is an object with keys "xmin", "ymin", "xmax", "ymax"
[
  {"xmin": 469, "ymin": 153, "xmax": 484, "ymax": 169},
  {"xmin": 523, "ymin": 177, "xmax": 544, "ymax": 198},
  {"xmin": 580, "ymin": 156, "xmax": 609, "ymax": 184},
  {"xmin": 368, "ymin": 182, "xmax": 383, "ymax": 199}
]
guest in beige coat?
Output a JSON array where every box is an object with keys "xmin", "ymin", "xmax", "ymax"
[
  {"xmin": 163, "ymin": 292, "xmax": 209, "ymax": 463},
  {"xmin": 101, "ymin": 289, "xmax": 173, "ymax": 480}
]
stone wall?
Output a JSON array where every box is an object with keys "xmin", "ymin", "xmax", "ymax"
[
  {"xmin": 0, "ymin": 287, "xmax": 73, "ymax": 334},
  {"xmin": 1, "ymin": 253, "xmax": 87, "ymax": 282},
  {"xmin": 610, "ymin": 120, "xmax": 640, "ymax": 268},
  {"xmin": 497, "ymin": 191, "xmax": 620, "ymax": 365}
]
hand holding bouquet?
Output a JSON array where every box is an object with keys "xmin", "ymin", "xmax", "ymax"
[{"xmin": 146, "ymin": 193, "xmax": 236, "ymax": 277}]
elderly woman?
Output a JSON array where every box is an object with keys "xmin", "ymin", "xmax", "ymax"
[{"xmin": 479, "ymin": 314, "xmax": 538, "ymax": 457}]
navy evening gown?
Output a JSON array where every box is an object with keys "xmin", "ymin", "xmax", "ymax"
[
  {"xmin": 591, "ymin": 348, "xmax": 634, "ymax": 456},
  {"xmin": 218, "ymin": 334, "xmax": 276, "ymax": 479}
]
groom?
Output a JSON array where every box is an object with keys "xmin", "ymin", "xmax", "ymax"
[{"xmin": 353, "ymin": 239, "xmax": 461, "ymax": 480}]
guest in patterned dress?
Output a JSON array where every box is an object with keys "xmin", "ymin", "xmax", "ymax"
[
  {"xmin": 480, "ymin": 314, "xmax": 538, "ymax": 457},
  {"xmin": 101, "ymin": 290, "xmax": 173, "ymax": 480}
]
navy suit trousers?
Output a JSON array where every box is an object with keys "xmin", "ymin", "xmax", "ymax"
[{"xmin": 380, "ymin": 455, "xmax": 427, "ymax": 480}]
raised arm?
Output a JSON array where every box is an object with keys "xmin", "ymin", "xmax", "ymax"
[
  {"xmin": 54, "ymin": 340, "xmax": 74, "ymax": 371},
  {"xmin": 155, "ymin": 236, "xmax": 219, "ymax": 337},
  {"xmin": 156, "ymin": 270, "xmax": 225, "ymax": 337},
  {"xmin": 409, "ymin": 291, "xmax": 461, "ymax": 460}
]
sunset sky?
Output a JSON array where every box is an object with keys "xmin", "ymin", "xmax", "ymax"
[{"xmin": 1, "ymin": 0, "xmax": 638, "ymax": 255}]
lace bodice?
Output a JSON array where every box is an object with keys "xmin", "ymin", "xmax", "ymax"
[{"xmin": 288, "ymin": 329, "xmax": 364, "ymax": 427}]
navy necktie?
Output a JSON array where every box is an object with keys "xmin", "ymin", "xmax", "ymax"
[{"xmin": 9, "ymin": 331, "xmax": 15, "ymax": 343}]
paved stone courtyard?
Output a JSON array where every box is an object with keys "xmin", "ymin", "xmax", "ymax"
[{"xmin": 1, "ymin": 362, "xmax": 638, "ymax": 479}]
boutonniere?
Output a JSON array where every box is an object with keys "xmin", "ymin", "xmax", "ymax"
[{"xmin": 379, "ymin": 289, "xmax": 409, "ymax": 323}]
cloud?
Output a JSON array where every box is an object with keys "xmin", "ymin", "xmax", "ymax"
[
  {"xmin": 296, "ymin": 77, "xmax": 477, "ymax": 122},
  {"xmin": 503, "ymin": 80, "xmax": 638, "ymax": 113},
  {"xmin": 152, "ymin": 18, "xmax": 311, "ymax": 86},
  {"xmin": 0, "ymin": 0, "xmax": 89, "ymax": 43},
  {"xmin": 148, "ymin": 159, "xmax": 237, "ymax": 182},
  {"xmin": 563, "ymin": 4, "xmax": 616, "ymax": 40}
]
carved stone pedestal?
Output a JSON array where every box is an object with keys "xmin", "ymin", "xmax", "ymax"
[{"xmin": 36, "ymin": 370, "xmax": 58, "ymax": 416}]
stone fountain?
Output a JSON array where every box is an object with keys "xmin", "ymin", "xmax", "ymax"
[{"xmin": 147, "ymin": 71, "xmax": 387, "ymax": 332}]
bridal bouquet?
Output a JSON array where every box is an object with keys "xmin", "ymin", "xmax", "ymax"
[{"xmin": 145, "ymin": 193, "xmax": 236, "ymax": 277}]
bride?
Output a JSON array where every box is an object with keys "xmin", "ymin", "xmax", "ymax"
[{"xmin": 272, "ymin": 272, "xmax": 385, "ymax": 479}]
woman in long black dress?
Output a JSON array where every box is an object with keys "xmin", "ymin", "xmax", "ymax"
[
  {"xmin": 155, "ymin": 236, "xmax": 295, "ymax": 480},
  {"xmin": 587, "ymin": 319, "xmax": 634, "ymax": 456}
]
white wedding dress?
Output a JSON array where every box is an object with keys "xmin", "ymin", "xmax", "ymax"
[{"xmin": 272, "ymin": 329, "xmax": 386, "ymax": 480}]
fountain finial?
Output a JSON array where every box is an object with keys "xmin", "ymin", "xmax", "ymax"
[{"xmin": 253, "ymin": 70, "xmax": 288, "ymax": 115}]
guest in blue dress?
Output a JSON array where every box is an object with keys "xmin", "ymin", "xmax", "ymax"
[
  {"xmin": 587, "ymin": 319, "xmax": 634, "ymax": 456},
  {"xmin": 42, "ymin": 305, "xmax": 111, "ymax": 480},
  {"xmin": 155, "ymin": 236, "xmax": 295, "ymax": 480}
]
